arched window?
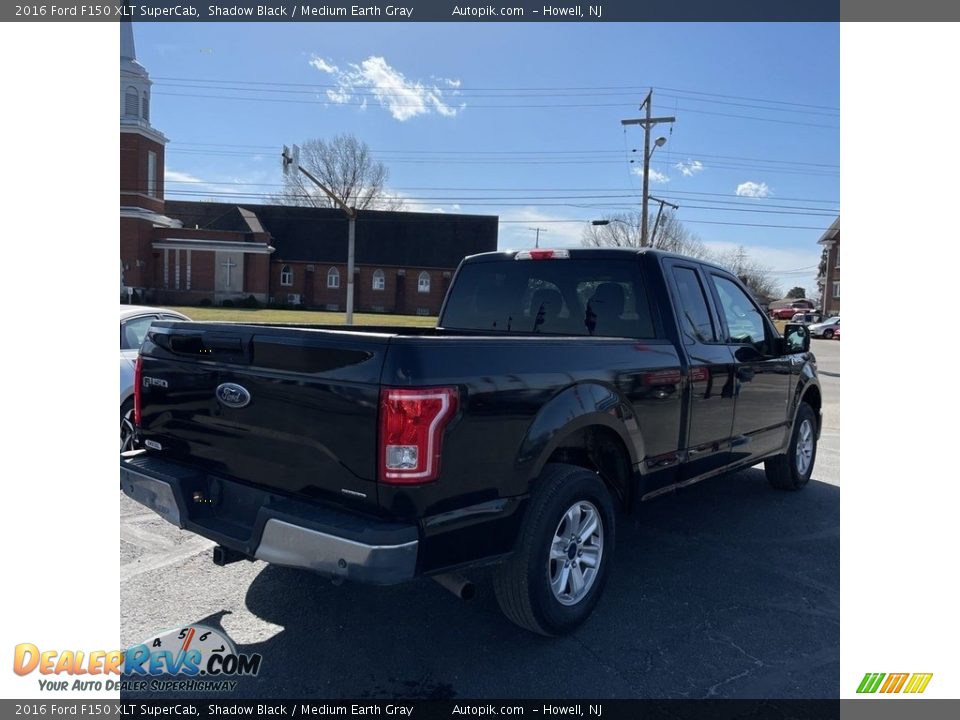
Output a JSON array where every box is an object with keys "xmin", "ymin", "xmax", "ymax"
[
  {"xmin": 418, "ymin": 271, "xmax": 431, "ymax": 294},
  {"xmin": 372, "ymin": 269, "xmax": 385, "ymax": 291},
  {"xmin": 141, "ymin": 92, "xmax": 150, "ymax": 122},
  {"xmin": 124, "ymin": 87, "xmax": 139, "ymax": 117},
  {"xmin": 280, "ymin": 265, "xmax": 293, "ymax": 286},
  {"xmin": 327, "ymin": 267, "xmax": 340, "ymax": 289}
]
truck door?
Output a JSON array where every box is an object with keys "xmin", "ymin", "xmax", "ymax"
[
  {"xmin": 705, "ymin": 272, "xmax": 792, "ymax": 464},
  {"xmin": 663, "ymin": 260, "xmax": 737, "ymax": 479}
]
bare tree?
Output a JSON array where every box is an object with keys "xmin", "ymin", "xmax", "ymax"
[
  {"xmin": 273, "ymin": 134, "xmax": 404, "ymax": 210},
  {"xmin": 652, "ymin": 211, "xmax": 710, "ymax": 259},
  {"xmin": 711, "ymin": 245, "xmax": 781, "ymax": 303},
  {"xmin": 581, "ymin": 210, "xmax": 709, "ymax": 258},
  {"xmin": 582, "ymin": 212, "xmax": 779, "ymax": 300}
]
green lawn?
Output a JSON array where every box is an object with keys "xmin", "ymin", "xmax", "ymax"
[{"xmin": 163, "ymin": 306, "xmax": 438, "ymax": 327}]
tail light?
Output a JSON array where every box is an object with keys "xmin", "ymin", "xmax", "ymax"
[
  {"xmin": 379, "ymin": 387, "xmax": 458, "ymax": 484},
  {"xmin": 515, "ymin": 248, "xmax": 569, "ymax": 260},
  {"xmin": 133, "ymin": 354, "xmax": 143, "ymax": 427}
]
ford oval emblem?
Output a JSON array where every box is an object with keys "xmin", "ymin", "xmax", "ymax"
[{"xmin": 215, "ymin": 383, "xmax": 251, "ymax": 409}]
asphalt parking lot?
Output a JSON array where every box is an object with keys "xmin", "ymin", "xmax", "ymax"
[{"xmin": 120, "ymin": 338, "xmax": 840, "ymax": 699}]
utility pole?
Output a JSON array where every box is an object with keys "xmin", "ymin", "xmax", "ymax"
[
  {"xmin": 527, "ymin": 227, "xmax": 548, "ymax": 248},
  {"xmin": 282, "ymin": 145, "xmax": 357, "ymax": 325},
  {"xmin": 648, "ymin": 195, "xmax": 680, "ymax": 246},
  {"xmin": 621, "ymin": 90, "xmax": 675, "ymax": 246}
]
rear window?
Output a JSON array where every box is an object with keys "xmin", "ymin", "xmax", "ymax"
[{"xmin": 441, "ymin": 258, "xmax": 656, "ymax": 338}]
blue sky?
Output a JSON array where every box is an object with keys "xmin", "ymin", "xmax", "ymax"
[{"xmin": 135, "ymin": 22, "xmax": 839, "ymax": 296}]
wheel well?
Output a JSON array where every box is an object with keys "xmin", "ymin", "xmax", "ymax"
[
  {"xmin": 801, "ymin": 385, "xmax": 822, "ymax": 431},
  {"xmin": 545, "ymin": 426, "xmax": 633, "ymax": 510}
]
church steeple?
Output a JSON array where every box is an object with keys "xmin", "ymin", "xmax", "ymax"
[
  {"xmin": 120, "ymin": 15, "xmax": 137, "ymax": 63},
  {"xmin": 120, "ymin": 15, "xmax": 153, "ymax": 128}
]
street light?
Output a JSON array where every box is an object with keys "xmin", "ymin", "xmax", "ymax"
[
  {"xmin": 622, "ymin": 90, "xmax": 675, "ymax": 246},
  {"xmin": 282, "ymin": 145, "xmax": 358, "ymax": 325}
]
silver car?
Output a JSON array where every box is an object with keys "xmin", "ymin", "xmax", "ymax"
[
  {"xmin": 120, "ymin": 306, "xmax": 190, "ymax": 451},
  {"xmin": 808, "ymin": 315, "xmax": 840, "ymax": 339}
]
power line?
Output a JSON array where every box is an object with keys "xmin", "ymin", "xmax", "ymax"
[
  {"xmin": 158, "ymin": 187, "xmax": 836, "ymax": 214},
  {"xmin": 153, "ymin": 80, "xmax": 839, "ymax": 119},
  {"xmin": 156, "ymin": 179, "xmax": 839, "ymax": 205},
  {"xmin": 166, "ymin": 149, "xmax": 839, "ymax": 177},
  {"xmin": 153, "ymin": 91, "xmax": 839, "ymax": 129},
  {"xmin": 159, "ymin": 181, "xmax": 837, "ymax": 210},
  {"xmin": 152, "ymin": 75, "xmax": 839, "ymax": 111},
  {"xmin": 169, "ymin": 141, "xmax": 840, "ymax": 170}
]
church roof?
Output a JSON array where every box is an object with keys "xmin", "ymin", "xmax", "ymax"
[
  {"xmin": 205, "ymin": 206, "xmax": 267, "ymax": 234},
  {"xmin": 164, "ymin": 201, "xmax": 499, "ymax": 269}
]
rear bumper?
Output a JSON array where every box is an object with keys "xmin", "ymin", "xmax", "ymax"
[{"xmin": 120, "ymin": 452, "xmax": 418, "ymax": 585}]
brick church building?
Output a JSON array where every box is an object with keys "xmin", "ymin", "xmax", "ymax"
[{"xmin": 120, "ymin": 22, "xmax": 498, "ymax": 315}]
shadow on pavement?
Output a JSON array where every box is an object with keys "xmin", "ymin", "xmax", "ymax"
[{"xmin": 128, "ymin": 468, "xmax": 839, "ymax": 700}]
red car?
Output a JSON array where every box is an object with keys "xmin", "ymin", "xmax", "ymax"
[{"xmin": 770, "ymin": 302, "xmax": 814, "ymax": 320}]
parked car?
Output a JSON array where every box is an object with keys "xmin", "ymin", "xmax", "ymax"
[
  {"xmin": 120, "ymin": 306, "xmax": 190, "ymax": 451},
  {"xmin": 769, "ymin": 298, "xmax": 814, "ymax": 319},
  {"xmin": 809, "ymin": 315, "xmax": 840, "ymax": 339},
  {"xmin": 789, "ymin": 312, "xmax": 823, "ymax": 324},
  {"xmin": 121, "ymin": 248, "xmax": 820, "ymax": 636},
  {"xmin": 833, "ymin": 324, "xmax": 840, "ymax": 340},
  {"xmin": 770, "ymin": 302, "xmax": 813, "ymax": 320}
]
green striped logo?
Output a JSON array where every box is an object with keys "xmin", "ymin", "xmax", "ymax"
[{"xmin": 857, "ymin": 672, "xmax": 933, "ymax": 694}]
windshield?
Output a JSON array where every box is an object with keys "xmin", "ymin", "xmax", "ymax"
[{"xmin": 441, "ymin": 258, "xmax": 656, "ymax": 338}]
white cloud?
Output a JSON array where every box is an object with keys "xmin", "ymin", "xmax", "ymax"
[
  {"xmin": 164, "ymin": 169, "xmax": 202, "ymax": 183},
  {"xmin": 164, "ymin": 169, "xmax": 274, "ymax": 204},
  {"xmin": 309, "ymin": 57, "xmax": 339, "ymax": 74},
  {"xmin": 675, "ymin": 159, "xmax": 704, "ymax": 177},
  {"xmin": 310, "ymin": 54, "xmax": 461, "ymax": 121},
  {"xmin": 736, "ymin": 181, "xmax": 772, "ymax": 198},
  {"xmin": 632, "ymin": 166, "xmax": 670, "ymax": 184}
]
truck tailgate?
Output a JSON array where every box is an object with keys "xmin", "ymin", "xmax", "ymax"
[{"xmin": 137, "ymin": 323, "xmax": 392, "ymax": 509}]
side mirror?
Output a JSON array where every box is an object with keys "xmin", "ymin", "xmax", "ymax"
[{"xmin": 783, "ymin": 323, "xmax": 810, "ymax": 354}]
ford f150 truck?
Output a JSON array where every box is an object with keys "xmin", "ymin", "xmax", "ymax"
[{"xmin": 121, "ymin": 248, "xmax": 820, "ymax": 636}]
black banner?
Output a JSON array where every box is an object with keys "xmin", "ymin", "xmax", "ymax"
[
  {"xmin": 5, "ymin": 699, "xmax": 843, "ymax": 719},
  {"xmin": 7, "ymin": 1, "xmax": 842, "ymax": 22}
]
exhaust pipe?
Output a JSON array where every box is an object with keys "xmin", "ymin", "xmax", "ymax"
[
  {"xmin": 432, "ymin": 573, "xmax": 475, "ymax": 601},
  {"xmin": 212, "ymin": 545, "xmax": 250, "ymax": 566}
]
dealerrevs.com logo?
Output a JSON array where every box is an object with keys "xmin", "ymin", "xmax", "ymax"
[
  {"xmin": 857, "ymin": 672, "xmax": 933, "ymax": 694},
  {"xmin": 13, "ymin": 624, "xmax": 262, "ymax": 693}
]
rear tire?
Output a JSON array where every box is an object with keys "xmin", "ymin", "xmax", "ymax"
[
  {"xmin": 765, "ymin": 403, "xmax": 817, "ymax": 491},
  {"xmin": 823, "ymin": 329, "xmax": 834, "ymax": 339},
  {"xmin": 120, "ymin": 399, "xmax": 136, "ymax": 453},
  {"xmin": 493, "ymin": 463, "xmax": 616, "ymax": 636}
]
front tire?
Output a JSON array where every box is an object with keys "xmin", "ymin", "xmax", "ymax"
[
  {"xmin": 765, "ymin": 403, "xmax": 817, "ymax": 491},
  {"xmin": 823, "ymin": 329, "xmax": 834, "ymax": 339},
  {"xmin": 493, "ymin": 463, "xmax": 616, "ymax": 636}
]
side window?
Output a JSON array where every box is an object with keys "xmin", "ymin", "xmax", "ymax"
[
  {"xmin": 711, "ymin": 275, "xmax": 770, "ymax": 352},
  {"xmin": 327, "ymin": 267, "xmax": 340, "ymax": 289},
  {"xmin": 671, "ymin": 266, "xmax": 717, "ymax": 343},
  {"xmin": 121, "ymin": 316, "xmax": 157, "ymax": 350}
]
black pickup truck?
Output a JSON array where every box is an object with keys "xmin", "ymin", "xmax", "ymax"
[{"xmin": 121, "ymin": 248, "xmax": 820, "ymax": 635}]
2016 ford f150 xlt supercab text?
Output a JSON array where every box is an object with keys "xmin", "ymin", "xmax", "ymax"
[{"xmin": 121, "ymin": 248, "xmax": 820, "ymax": 635}]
